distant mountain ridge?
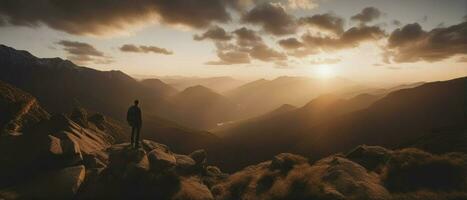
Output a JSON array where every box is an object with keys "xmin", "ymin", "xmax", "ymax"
[
  {"xmin": 153, "ymin": 76, "xmax": 245, "ymax": 93},
  {"xmin": 225, "ymin": 76, "xmax": 360, "ymax": 118}
]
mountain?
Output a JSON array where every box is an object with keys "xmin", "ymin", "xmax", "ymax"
[
  {"xmin": 212, "ymin": 77, "xmax": 466, "ymax": 171},
  {"xmin": 297, "ymin": 77, "xmax": 467, "ymax": 157},
  {"xmin": 155, "ymin": 76, "xmax": 245, "ymax": 93},
  {"xmin": 0, "ymin": 45, "xmax": 217, "ymax": 153},
  {"xmin": 225, "ymin": 76, "xmax": 358, "ymax": 118},
  {"xmin": 212, "ymin": 92, "xmax": 381, "ymax": 171},
  {"xmin": 0, "ymin": 44, "xmax": 173, "ymax": 119},
  {"xmin": 141, "ymin": 78, "xmax": 178, "ymax": 97},
  {"xmin": 170, "ymin": 85, "xmax": 239, "ymax": 130}
]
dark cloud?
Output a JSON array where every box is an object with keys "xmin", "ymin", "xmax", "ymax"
[
  {"xmin": 278, "ymin": 38, "xmax": 304, "ymax": 49},
  {"xmin": 387, "ymin": 23, "xmax": 424, "ymax": 48},
  {"xmin": 351, "ymin": 7, "xmax": 381, "ymax": 23},
  {"xmin": 385, "ymin": 22, "xmax": 467, "ymax": 63},
  {"xmin": 249, "ymin": 44, "xmax": 287, "ymax": 61},
  {"xmin": 233, "ymin": 27, "xmax": 263, "ymax": 47},
  {"xmin": 241, "ymin": 3, "xmax": 297, "ymax": 36},
  {"xmin": 193, "ymin": 25, "xmax": 232, "ymax": 41},
  {"xmin": 299, "ymin": 13, "xmax": 344, "ymax": 34},
  {"xmin": 120, "ymin": 44, "xmax": 173, "ymax": 55},
  {"xmin": 206, "ymin": 50, "xmax": 251, "ymax": 65},
  {"xmin": 0, "ymin": 0, "xmax": 232, "ymax": 35},
  {"xmin": 301, "ymin": 25, "xmax": 385, "ymax": 51},
  {"xmin": 57, "ymin": 40, "xmax": 113, "ymax": 65},
  {"xmin": 207, "ymin": 39, "xmax": 287, "ymax": 65},
  {"xmin": 392, "ymin": 20, "xmax": 402, "ymax": 26}
]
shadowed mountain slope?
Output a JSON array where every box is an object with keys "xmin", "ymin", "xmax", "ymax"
[
  {"xmin": 170, "ymin": 85, "xmax": 239, "ymax": 130},
  {"xmin": 212, "ymin": 77, "xmax": 467, "ymax": 171}
]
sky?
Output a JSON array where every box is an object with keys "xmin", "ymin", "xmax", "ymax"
[{"xmin": 0, "ymin": 0, "xmax": 466, "ymax": 83}]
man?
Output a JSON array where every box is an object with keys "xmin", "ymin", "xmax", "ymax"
[{"xmin": 127, "ymin": 100, "xmax": 142, "ymax": 148}]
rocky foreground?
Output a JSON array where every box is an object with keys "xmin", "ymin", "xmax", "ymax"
[
  {"xmin": 1, "ymin": 132, "xmax": 466, "ymax": 200},
  {"xmin": 0, "ymin": 81, "xmax": 466, "ymax": 200}
]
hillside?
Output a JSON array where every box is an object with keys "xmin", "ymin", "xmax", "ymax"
[
  {"xmin": 212, "ymin": 77, "xmax": 467, "ymax": 171},
  {"xmin": 170, "ymin": 85, "xmax": 239, "ymax": 130}
]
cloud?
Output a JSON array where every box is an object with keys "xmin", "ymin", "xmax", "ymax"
[
  {"xmin": 206, "ymin": 50, "xmax": 251, "ymax": 65},
  {"xmin": 299, "ymin": 13, "xmax": 344, "ymax": 34},
  {"xmin": 57, "ymin": 40, "xmax": 113, "ymax": 65},
  {"xmin": 207, "ymin": 39, "xmax": 287, "ymax": 65},
  {"xmin": 241, "ymin": 2, "xmax": 297, "ymax": 35},
  {"xmin": 0, "ymin": 0, "xmax": 232, "ymax": 36},
  {"xmin": 278, "ymin": 38, "xmax": 304, "ymax": 49},
  {"xmin": 233, "ymin": 27, "xmax": 263, "ymax": 47},
  {"xmin": 385, "ymin": 22, "xmax": 467, "ymax": 63},
  {"xmin": 249, "ymin": 44, "xmax": 287, "ymax": 61},
  {"xmin": 194, "ymin": 25, "xmax": 232, "ymax": 41},
  {"xmin": 301, "ymin": 25, "xmax": 385, "ymax": 51},
  {"xmin": 392, "ymin": 20, "xmax": 402, "ymax": 26},
  {"xmin": 206, "ymin": 42, "xmax": 251, "ymax": 65},
  {"xmin": 286, "ymin": 0, "xmax": 318, "ymax": 10},
  {"xmin": 120, "ymin": 44, "xmax": 173, "ymax": 55},
  {"xmin": 351, "ymin": 7, "xmax": 381, "ymax": 23}
]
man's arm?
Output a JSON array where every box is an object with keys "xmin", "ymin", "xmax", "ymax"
[{"xmin": 137, "ymin": 108, "xmax": 142, "ymax": 126}]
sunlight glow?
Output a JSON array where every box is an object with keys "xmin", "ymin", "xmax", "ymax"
[{"xmin": 314, "ymin": 65, "xmax": 335, "ymax": 79}]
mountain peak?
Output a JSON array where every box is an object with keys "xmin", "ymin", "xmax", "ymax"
[{"xmin": 182, "ymin": 85, "xmax": 215, "ymax": 94}]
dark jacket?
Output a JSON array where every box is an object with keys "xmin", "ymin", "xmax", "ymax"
[{"xmin": 127, "ymin": 105, "xmax": 142, "ymax": 127}]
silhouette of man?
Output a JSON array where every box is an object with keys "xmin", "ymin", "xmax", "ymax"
[{"xmin": 127, "ymin": 100, "xmax": 142, "ymax": 148}]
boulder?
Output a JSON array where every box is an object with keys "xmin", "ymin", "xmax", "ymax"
[
  {"xmin": 142, "ymin": 139, "xmax": 171, "ymax": 152},
  {"xmin": 346, "ymin": 145, "xmax": 392, "ymax": 172},
  {"xmin": 175, "ymin": 154, "xmax": 196, "ymax": 173},
  {"xmin": 269, "ymin": 153, "xmax": 308, "ymax": 172},
  {"xmin": 108, "ymin": 145, "xmax": 150, "ymax": 177},
  {"xmin": 189, "ymin": 149, "xmax": 207, "ymax": 167},
  {"xmin": 70, "ymin": 107, "xmax": 89, "ymax": 128},
  {"xmin": 172, "ymin": 177, "xmax": 214, "ymax": 200},
  {"xmin": 148, "ymin": 148, "xmax": 177, "ymax": 171}
]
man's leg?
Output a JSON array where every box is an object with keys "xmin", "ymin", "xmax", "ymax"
[
  {"xmin": 135, "ymin": 126, "xmax": 141, "ymax": 148},
  {"xmin": 131, "ymin": 126, "xmax": 136, "ymax": 148}
]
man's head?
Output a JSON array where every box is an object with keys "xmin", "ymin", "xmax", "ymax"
[{"xmin": 134, "ymin": 100, "xmax": 139, "ymax": 106}]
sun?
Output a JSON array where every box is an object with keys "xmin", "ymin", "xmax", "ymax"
[{"xmin": 314, "ymin": 64, "xmax": 335, "ymax": 78}]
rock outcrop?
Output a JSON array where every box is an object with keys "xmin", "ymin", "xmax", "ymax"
[{"xmin": 77, "ymin": 141, "xmax": 227, "ymax": 200}]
